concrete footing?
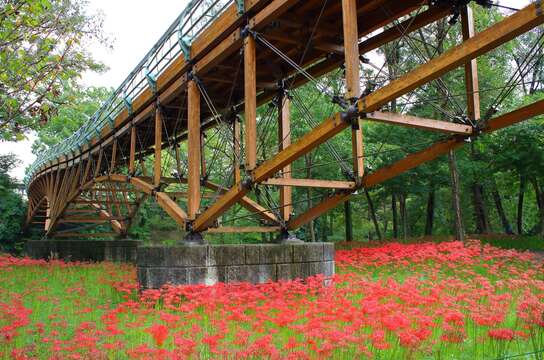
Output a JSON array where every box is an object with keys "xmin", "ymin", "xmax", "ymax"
[
  {"xmin": 25, "ymin": 240, "xmax": 140, "ymax": 263},
  {"xmin": 137, "ymin": 242, "xmax": 335, "ymax": 289}
]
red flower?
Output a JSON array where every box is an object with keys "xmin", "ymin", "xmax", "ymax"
[
  {"xmin": 147, "ymin": 324, "xmax": 169, "ymax": 347},
  {"xmin": 488, "ymin": 328, "xmax": 515, "ymax": 341}
]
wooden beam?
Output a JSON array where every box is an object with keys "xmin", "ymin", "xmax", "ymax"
[
  {"xmin": 263, "ymin": 178, "xmax": 357, "ymax": 189},
  {"xmin": 244, "ymin": 35, "xmax": 257, "ymax": 171},
  {"xmin": 204, "ymin": 180, "xmax": 279, "ymax": 224},
  {"xmin": 154, "ymin": 106, "xmax": 162, "ymax": 187},
  {"xmin": 192, "ymin": 182, "xmax": 249, "ymax": 232},
  {"xmin": 342, "ymin": 0, "xmax": 364, "ymax": 180},
  {"xmin": 188, "ymin": 79, "xmax": 201, "ymax": 219},
  {"xmin": 156, "ymin": 192, "xmax": 187, "ymax": 227},
  {"xmin": 462, "ymin": 5, "xmax": 481, "ymax": 122},
  {"xmin": 365, "ymin": 111, "xmax": 473, "ymax": 134},
  {"xmin": 206, "ymin": 226, "xmax": 281, "ymax": 234},
  {"xmin": 287, "ymin": 191, "xmax": 352, "ymax": 230},
  {"xmin": 252, "ymin": 112, "xmax": 348, "ymax": 182},
  {"xmin": 484, "ymin": 98, "xmax": 544, "ymax": 133},
  {"xmin": 360, "ymin": 3, "xmax": 544, "ymax": 113},
  {"xmin": 278, "ymin": 91, "xmax": 292, "ymax": 221}
]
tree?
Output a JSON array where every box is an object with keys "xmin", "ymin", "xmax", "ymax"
[
  {"xmin": 0, "ymin": 0, "xmax": 109, "ymax": 140},
  {"xmin": 0, "ymin": 153, "xmax": 26, "ymax": 251},
  {"xmin": 31, "ymin": 85, "xmax": 111, "ymax": 153}
]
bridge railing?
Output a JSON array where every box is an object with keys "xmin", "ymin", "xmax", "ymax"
[{"xmin": 26, "ymin": 0, "xmax": 238, "ymax": 185}]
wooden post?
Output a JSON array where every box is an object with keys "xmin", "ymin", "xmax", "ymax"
[
  {"xmin": 278, "ymin": 91, "xmax": 292, "ymax": 222},
  {"xmin": 244, "ymin": 35, "xmax": 257, "ymax": 171},
  {"xmin": 129, "ymin": 126, "xmax": 136, "ymax": 175},
  {"xmin": 188, "ymin": 79, "xmax": 201, "ymax": 220},
  {"xmin": 154, "ymin": 105, "xmax": 162, "ymax": 187},
  {"xmin": 342, "ymin": 0, "xmax": 364, "ymax": 179},
  {"xmin": 462, "ymin": 5, "xmax": 481, "ymax": 122},
  {"xmin": 233, "ymin": 117, "xmax": 241, "ymax": 184}
]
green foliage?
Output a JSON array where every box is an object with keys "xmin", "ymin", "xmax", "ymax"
[
  {"xmin": 0, "ymin": 0, "xmax": 110, "ymax": 141},
  {"xmin": 31, "ymin": 85, "xmax": 112, "ymax": 153},
  {"xmin": 0, "ymin": 154, "xmax": 26, "ymax": 251}
]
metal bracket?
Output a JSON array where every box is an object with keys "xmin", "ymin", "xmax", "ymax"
[
  {"xmin": 235, "ymin": 0, "xmax": 245, "ymax": 15},
  {"xmin": 123, "ymin": 93, "xmax": 133, "ymax": 115},
  {"xmin": 145, "ymin": 67, "xmax": 157, "ymax": 94},
  {"xmin": 178, "ymin": 32, "xmax": 192, "ymax": 61}
]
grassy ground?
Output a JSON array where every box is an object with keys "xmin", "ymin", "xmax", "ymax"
[{"xmin": 0, "ymin": 240, "xmax": 543, "ymax": 359}]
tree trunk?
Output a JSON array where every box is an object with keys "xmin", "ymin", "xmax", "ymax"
[
  {"xmin": 365, "ymin": 189, "xmax": 382, "ymax": 240},
  {"xmin": 530, "ymin": 178, "xmax": 544, "ymax": 236},
  {"xmin": 320, "ymin": 202, "xmax": 328, "ymax": 242},
  {"xmin": 344, "ymin": 200, "xmax": 353, "ymax": 242},
  {"xmin": 517, "ymin": 175, "xmax": 527, "ymax": 235},
  {"xmin": 448, "ymin": 150, "xmax": 465, "ymax": 241},
  {"xmin": 382, "ymin": 199, "xmax": 388, "ymax": 235},
  {"xmin": 304, "ymin": 154, "xmax": 316, "ymax": 242},
  {"xmin": 425, "ymin": 188, "xmax": 435, "ymax": 236},
  {"xmin": 491, "ymin": 182, "xmax": 513, "ymax": 234},
  {"xmin": 472, "ymin": 183, "xmax": 490, "ymax": 234},
  {"xmin": 399, "ymin": 193, "xmax": 408, "ymax": 240},
  {"xmin": 391, "ymin": 194, "xmax": 398, "ymax": 239}
]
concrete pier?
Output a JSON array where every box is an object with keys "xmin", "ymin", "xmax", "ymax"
[{"xmin": 137, "ymin": 242, "xmax": 335, "ymax": 289}]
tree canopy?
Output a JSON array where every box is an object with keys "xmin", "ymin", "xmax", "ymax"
[{"xmin": 0, "ymin": 0, "xmax": 110, "ymax": 140}]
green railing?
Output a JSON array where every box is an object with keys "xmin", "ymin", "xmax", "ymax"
[{"xmin": 26, "ymin": 0, "xmax": 243, "ymax": 186}]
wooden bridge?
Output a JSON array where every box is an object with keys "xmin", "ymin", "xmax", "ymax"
[{"xmin": 25, "ymin": 0, "xmax": 544, "ymax": 241}]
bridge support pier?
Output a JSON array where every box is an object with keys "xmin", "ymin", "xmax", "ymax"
[{"xmin": 137, "ymin": 242, "xmax": 334, "ymax": 289}]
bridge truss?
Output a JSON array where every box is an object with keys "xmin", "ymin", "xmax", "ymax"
[{"xmin": 26, "ymin": 0, "xmax": 544, "ymax": 240}]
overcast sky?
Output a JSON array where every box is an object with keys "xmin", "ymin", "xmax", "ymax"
[{"xmin": 0, "ymin": 0, "xmax": 531, "ymax": 181}]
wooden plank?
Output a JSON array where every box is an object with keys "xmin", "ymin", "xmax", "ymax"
[
  {"xmin": 278, "ymin": 92, "xmax": 292, "ymax": 221},
  {"xmin": 462, "ymin": 5, "xmax": 481, "ymax": 122},
  {"xmin": 206, "ymin": 226, "xmax": 281, "ymax": 234},
  {"xmin": 263, "ymin": 178, "xmax": 356, "ymax": 189},
  {"xmin": 154, "ymin": 106, "xmax": 162, "ymax": 187},
  {"xmin": 360, "ymin": 3, "xmax": 544, "ymax": 113},
  {"xmin": 188, "ymin": 79, "xmax": 202, "ymax": 219},
  {"xmin": 365, "ymin": 111, "xmax": 473, "ymax": 134},
  {"xmin": 244, "ymin": 35, "xmax": 257, "ymax": 171}
]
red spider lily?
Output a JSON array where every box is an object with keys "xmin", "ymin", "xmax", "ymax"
[
  {"xmin": 489, "ymin": 328, "xmax": 516, "ymax": 341},
  {"xmin": 147, "ymin": 324, "xmax": 169, "ymax": 347}
]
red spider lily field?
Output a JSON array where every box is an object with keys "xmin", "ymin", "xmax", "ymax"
[{"xmin": 1, "ymin": 240, "xmax": 543, "ymax": 359}]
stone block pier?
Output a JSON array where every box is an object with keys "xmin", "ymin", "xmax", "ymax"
[{"xmin": 138, "ymin": 242, "xmax": 334, "ymax": 289}]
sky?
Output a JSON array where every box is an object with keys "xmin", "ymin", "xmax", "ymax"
[{"xmin": 0, "ymin": 0, "xmax": 531, "ymax": 181}]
